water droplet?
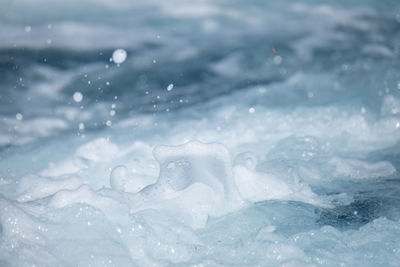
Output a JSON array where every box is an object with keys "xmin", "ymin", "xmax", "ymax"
[
  {"xmin": 249, "ymin": 107, "xmax": 255, "ymax": 114},
  {"xmin": 16, "ymin": 113, "xmax": 23, "ymax": 120},
  {"xmin": 112, "ymin": 49, "xmax": 127, "ymax": 64},
  {"xmin": 167, "ymin": 83, "xmax": 174, "ymax": 91},
  {"xmin": 73, "ymin": 91, "xmax": 83, "ymax": 102},
  {"xmin": 78, "ymin": 123, "xmax": 85, "ymax": 131},
  {"xmin": 273, "ymin": 55, "xmax": 282, "ymax": 65}
]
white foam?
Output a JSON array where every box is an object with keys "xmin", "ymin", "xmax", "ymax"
[
  {"xmin": 329, "ymin": 157, "xmax": 396, "ymax": 179},
  {"xmin": 76, "ymin": 138, "xmax": 120, "ymax": 162},
  {"xmin": 0, "ymin": 1, "xmax": 399, "ymax": 265},
  {"xmin": 49, "ymin": 185, "xmax": 130, "ymax": 222},
  {"xmin": 123, "ymin": 141, "xmax": 246, "ymax": 228},
  {"xmin": 39, "ymin": 158, "xmax": 88, "ymax": 177},
  {"xmin": 17, "ymin": 175, "xmax": 82, "ymax": 202},
  {"xmin": 233, "ymin": 165, "xmax": 324, "ymax": 206},
  {"xmin": 110, "ymin": 165, "xmax": 151, "ymax": 193},
  {"xmin": 0, "ymin": 196, "xmax": 46, "ymax": 249}
]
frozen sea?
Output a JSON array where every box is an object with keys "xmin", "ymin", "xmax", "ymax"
[{"xmin": 1, "ymin": 0, "xmax": 400, "ymax": 266}]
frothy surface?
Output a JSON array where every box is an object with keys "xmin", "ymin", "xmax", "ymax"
[{"xmin": 0, "ymin": 0, "xmax": 400, "ymax": 266}]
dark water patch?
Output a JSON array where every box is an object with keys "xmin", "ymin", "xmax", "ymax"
[
  {"xmin": 0, "ymin": 47, "xmax": 115, "ymax": 71},
  {"xmin": 200, "ymin": 200, "xmax": 318, "ymax": 244},
  {"xmin": 317, "ymin": 178, "xmax": 400, "ymax": 229}
]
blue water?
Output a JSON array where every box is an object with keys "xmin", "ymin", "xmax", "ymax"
[{"xmin": 1, "ymin": 0, "xmax": 400, "ymax": 266}]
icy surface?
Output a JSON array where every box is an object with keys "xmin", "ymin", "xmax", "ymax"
[{"xmin": 1, "ymin": 0, "xmax": 400, "ymax": 266}]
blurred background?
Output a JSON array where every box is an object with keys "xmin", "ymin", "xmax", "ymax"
[{"xmin": 1, "ymin": 0, "xmax": 400, "ymax": 147}]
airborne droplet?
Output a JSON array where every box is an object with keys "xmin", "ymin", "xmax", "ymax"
[
  {"xmin": 73, "ymin": 91, "xmax": 83, "ymax": 102},
  {"xmin": 112, "ymin": 49, "xmax": 127, "ymax": 64}
]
